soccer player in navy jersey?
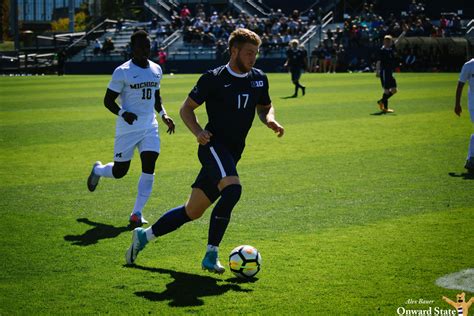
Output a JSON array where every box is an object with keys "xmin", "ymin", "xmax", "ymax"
[
  {"xmin": 125, "ymin": 28, "xmax": 285, "ymax": 274},
  {"xmin": 376, "ymin": 35, "xmax": 398, "ymax": 113},
  {"xmin": 284, "ymin": 39, "xmax": 307, "ymax": 97}
]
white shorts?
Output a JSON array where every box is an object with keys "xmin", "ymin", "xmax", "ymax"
[{"xmin": 113, "ymin": 128, "xmax": 160, "ymax": 162}]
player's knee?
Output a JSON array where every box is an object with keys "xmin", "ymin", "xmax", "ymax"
[
  {"xmin": 112, "ymin": 162, "xmax": 130, "ymax": 179},
  {"xmin": 221, "ymin": 184, "xmax": 242, "ymax": 206},
  {"xmin": 185, "ymin": 205, "xmax": 206, "ymax": 220},
  {"xmin": 391, "ymin": 88, "xmax": 397, "ymax": 94},
  {"xmin": 140, "ymin": 151, "xmax": 159, "ymax": 174}
]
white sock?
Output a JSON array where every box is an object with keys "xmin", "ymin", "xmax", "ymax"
[
  {"xmin": 94, "ymin": 162, "xmax": 114, "ymax": 178},
  {"xmin": 132, "ymin": 172, "xmax": 155, "ymax": 215},
  {"xmin": 207, "ymin": 245, "xmax": 218, "ymax": 252},
  {"xmin": 144, "ymin": 227, "xmax": 156, "ymax": 242},
  {"xmin": 468, "ymin": 134, "xmax": 474, "ymax": 160}
]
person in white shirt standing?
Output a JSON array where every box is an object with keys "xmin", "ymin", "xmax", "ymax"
[
  {"xmin": 455, "ymin": 58, "xmax": 474, "ymax": 172},
  {"xmin": 87, "ymin": 30, "xmax": 175, "ymax": 226}
]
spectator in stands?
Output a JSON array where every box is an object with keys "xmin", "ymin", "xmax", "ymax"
[
  {"xmin": 307, "ymin": 9, "xmax": 316, "ymax": 24},
  {"xmin": 57, "ymin": 49, "xmax": 66, "ymax": 76},
  {"xmin": 102, "ymin": 37, "xmax": 115, "ymax": 55},
  {"xmin": 157, "ymin": 48, "xmax": 167, "ymax": 73},
  {"xmin": 151, "ymin": 38, "xmax": 159, "ymax": 57},
  {"xmin": 116, "ymin": 19, "xmax": 123, "ymax": 33},
  {"xmin": 151, "ymin": 17, "xmax": 158, "ymax": 30},
  {"xmin": 93, "ymin": 39, "xmax": 102, "ymax": 55},
  {"xmin": 215, "ymin": 39, "xmax": 227, "ymax": 62},
  {"xmin": 180, "ymin": 5, "xmax": 191, "ymax": 20}
]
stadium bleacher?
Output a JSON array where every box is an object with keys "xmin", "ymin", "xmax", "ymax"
[{"xmin": 1, "ymin": 0, "xmax": 473, "ymax": 74}]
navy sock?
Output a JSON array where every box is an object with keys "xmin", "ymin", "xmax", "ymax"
[
  {"xmin": 208, "ymin": 184, "xmax": 242, "ymax": 247},
  {"xmin": 151, "ymin": 205, "xmax": 191, "ymax": 237},
  {"xmin": 382, "ymin": 92, "xmax": 393, "ymax": 109}
]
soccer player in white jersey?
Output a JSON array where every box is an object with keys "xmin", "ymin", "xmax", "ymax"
[
  {"xmin": 87, "ymin": 30, "xmax": 175, "ymax": 226},
  {"xmin": 455, "ymin": 58, "xmax": 474, "ymax": 172}
]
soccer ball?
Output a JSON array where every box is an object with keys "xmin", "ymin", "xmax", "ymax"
[{"xmin": 229, "ymin": 245, "xmax": 262, "ymax": 279}]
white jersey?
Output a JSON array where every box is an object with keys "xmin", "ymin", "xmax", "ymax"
[
  {"xmin": 459, "ymin": 58, "xmax": 474, "ymax": 109},
  {"xmin": 108, "ymin": 59, "xmax": 163, "ymax": 135}
]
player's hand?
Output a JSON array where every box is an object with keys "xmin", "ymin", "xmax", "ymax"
[
  {"xmin": 196, "ymin": 130, "xmax": 213, "ymax": 145},
  {"xmin": 121, "ymin": 111, "xmax": 137, "ymax": 125},
  {"xmin": 162, "ymin": 114, "xmax": 175, "ymax": 134},
  {"xmin": 267, "ymin": 120, "xmax": 284, "ymax": 137},
  {"xmin": 454, "ymin": 104, "xmax": 462, "ymax": 116}
]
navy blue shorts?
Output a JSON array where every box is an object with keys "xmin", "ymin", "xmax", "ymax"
[
  {"xmin": 191, "ymin": 142, "xmax": 241, "ymax": 203},
  {"xmin": 380, "ymin": 69, "xmax": 397, "ymax": 89},
  {"xmin": 290, "ymin": 67, "xmax": 302, "ymax": 82}
]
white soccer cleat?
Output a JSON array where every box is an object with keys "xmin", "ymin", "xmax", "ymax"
[{"xmin": 87, "ymin": 161, "xmax": 101, "ymax": 192}]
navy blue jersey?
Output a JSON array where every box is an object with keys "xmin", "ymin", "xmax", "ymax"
[
  {"xmin": 378, "ymin": 46, "xmax": 397, "ymax": 70},
  {"xmin": 189, "ymin": 65, "xmax": 271, "ymax": 151},
  {"xmin": 286, "ymin": 48, "xmax": 307, "ymax": 69}
]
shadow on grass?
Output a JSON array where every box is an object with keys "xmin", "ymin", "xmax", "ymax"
[
  {"xmin": 64, "ymin": 218, "xmax": 132, "ymax": 246},
  {"xmin": 127, "ymin": 264, "xmax": 253, "ymax": 307},
  {"xmin": 448, "ymin": 172, "xmax": 474, "ymax": 180},
  {"xmin": 280, "ymin": 94, "xmax": 297, "ymax": 99},
  {"xmin": 370, "ymin": 111, "xmax": 396, "ymax": 116}
]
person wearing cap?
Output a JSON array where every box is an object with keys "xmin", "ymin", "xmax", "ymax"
[{"xmin": 375, "ymin": 35, "xmax": 398, "ymax": 113}]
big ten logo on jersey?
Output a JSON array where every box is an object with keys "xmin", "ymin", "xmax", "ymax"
[{"xmin": 251, "ymin": 80, "xmax": 264, "ymax": 88}]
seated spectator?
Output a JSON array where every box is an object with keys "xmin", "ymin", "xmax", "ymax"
[
  {"xmin": 102, "ymin": 37, "xmax": 114, "ymax": 55},
  {"xmin": 93, "ymin": 39, "xmax": 102, "ymax": 55}
]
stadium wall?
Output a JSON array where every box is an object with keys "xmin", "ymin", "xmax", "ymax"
[{"xmin": 65, "ymin": 58, "xmax": 287, "ymax": 74}]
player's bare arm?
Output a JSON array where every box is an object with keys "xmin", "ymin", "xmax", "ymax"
[
  {"xmin": 103, "ymin": 88, "xmax": 137, "ymax": 125},
  {"xmin": 257, "ymin": 103, "xmax": 284, "ymax": 137},
  {"xmin": 455, "ymin": 81, "xmax": 464, "ymax": 116},
  {"xmin": 154, "ymin": 89, "xmax": 175, "ymax": 134},
  {"xmin": 180, "ymin": 96, "xmax": 213, "ymax": 145}
]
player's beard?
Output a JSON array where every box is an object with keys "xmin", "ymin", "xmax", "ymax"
[{"xmin": 236, "ymin": 54, "xmax": 252, "ymax": 73}]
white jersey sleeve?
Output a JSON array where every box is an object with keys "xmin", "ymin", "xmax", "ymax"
[{"xmin": 108, "ymin": 67, "xmax": 125, "ymax": 93}]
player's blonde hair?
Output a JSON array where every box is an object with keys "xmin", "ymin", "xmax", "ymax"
[
  {"xmin": 228, "ymin": 28, "xmax": 262, "ymax": 49},
  {"xmin": 289, "ymin": 39, "xmax": 299, "ymax": 47}
]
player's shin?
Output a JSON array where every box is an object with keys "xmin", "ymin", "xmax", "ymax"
[
  {"xmin": 207, "ymin": 184, "xmax": 242, "ymax": 247},
  {"xmin": 94, "ymin": 162, "xmax": 114, "ymax": 178},
  {"xmin": 151, "ymin": 205, "xmax": 191, "ymax": 237},
  {"xmin": 132, "ymin": 172, "xmax": 154, "ymax": 216}
]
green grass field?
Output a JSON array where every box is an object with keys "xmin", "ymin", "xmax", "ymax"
[{"xmin": 0, "ymin": 72, "xmax": 472, "ymax": 315}]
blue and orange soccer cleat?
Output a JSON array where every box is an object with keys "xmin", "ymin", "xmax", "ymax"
[
  {"xmin": 202, "ymin": 250, "xmax": 225, "ymax": 274},
  {"xmin": 125, "ymin": 227, "xmax": 148, "ymax": 264}
]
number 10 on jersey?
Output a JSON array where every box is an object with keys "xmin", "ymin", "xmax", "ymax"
[{"xmin": 238, "ymin": 94, "xmax": 249, "ymax": 109}]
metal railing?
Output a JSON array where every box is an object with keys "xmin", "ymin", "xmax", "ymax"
[
  {"xmin": 66, "ymin": 18, "xmax": 117, "ymax": 52},
  {"xmin": 144, "ymin": 1, "xmax": 171, "ymax": 23},
  {"xmin": 467, "ymin": 19, "xmax": 474, "ymax": 37},
  {"xmin": 300, "ymin": 10, "xmax": 333, "ymax": 47}
]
